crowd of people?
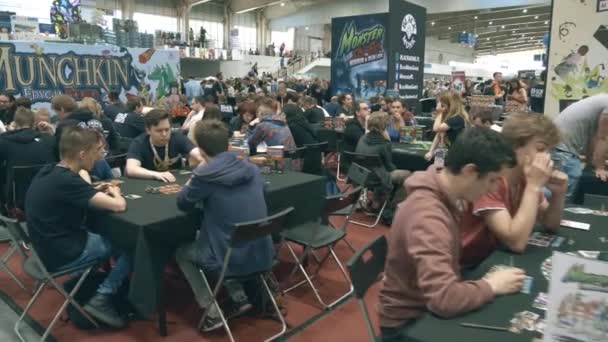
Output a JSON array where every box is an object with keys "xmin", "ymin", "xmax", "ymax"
[{"xmin": 0, "ymin": 66, "xmax": 607, "ymax": 340}]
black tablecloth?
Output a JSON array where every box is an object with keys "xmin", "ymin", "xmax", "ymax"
[
  {"xmin": 573, "ymin": 168, "xmax": 608, "ymax": 204},
  {"xmin": 406, "ymin": 199, "xmax": 607, "ymax": 341},
  {"xmin": 392, "ymin": 143, "xmax": 431, "ymax": 172},
  {"xmin": 96, "ymin": 171, "xmax": 325, "ymax": 318}
]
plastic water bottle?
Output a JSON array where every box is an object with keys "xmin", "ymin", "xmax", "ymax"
[
  {"xmin": 243, "ymin": 139, "xmax": 250, "ymax": 161},
  {"xmin": 434, "ymin": 137, "xmax": 447, "ymax": 169}
]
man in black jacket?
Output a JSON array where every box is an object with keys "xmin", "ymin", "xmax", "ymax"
[
  {"xmin": 0, "ymin": 108, "xmax": 56, "ymax": 210},
  {"xmin": 356, "ymin": 111, "xmax": 410, "ymax": 213},
  {"xmin": 103, "ymin": 91, "xmax": 126, "ymax": 121},
  {"xmin": 343, "ymin": 101, "xmax": 369, "ymax": 153},
  {"xmin": 113, "ymin": 97, "xmax": 145, "ymax": 139},
  {"xmin": 302, "ymin": 96, "xmax": 325, "ymax": 125}
]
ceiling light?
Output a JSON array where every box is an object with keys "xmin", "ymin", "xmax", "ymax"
[
  {"xmin": 280, "ymin": 2, "xmax": 285, "ymax": 6},
  {"xmin": 233, "ymin": 25, "xmax": 237, "ymax": 29},
  {"xmin": 305, "ymin": 27, "xmax": 309, "ymax": 30},
  {"xmin": 489, "ymin": 21, "xmax": 493, "ymax": 25},
  {"xmin": 487, "ymin": 38, "xmax": 490, "ymax": 41},
  {"xmin": 474, "ymin": 16, "xmax": 478, "ymax": 19},
  {"xmin": 522, "ymin": 34, "xmax": 525, "ymax": 37},
  {"xmin": 501, "ymin": 25, "xmax": 505, "ymax": 29},
  {"xmin": 512, "ymin": 30, "xmax": 516, "ymax": 33},
  {"xmin": 534, "ymin": 15, "xmax": 539, "ymax": 19},
  {"xmin": 544, "ymin": 20, "xmax": 549, "ymax": 25},
  {"xmin": 523, "ymin": 9, "xmax": 528, "ymax": 13},
  {"xmin": 431, "ymin": 21, "xmax": 435, "ymax": 26},
  {"xmin": 448, "ymin": 26, "xmax": 452, "ymax": 30},
  {"xmin": 462, "ymin": 31, "xmax": 466, "ymax": 34}
]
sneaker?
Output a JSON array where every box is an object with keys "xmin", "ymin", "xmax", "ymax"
[
  {"xmin": 201, "ymin": 299, "xmax": 252, "ymax": 332},
  {"xmin": 83, "ymin": 293, "xmax": 126, "ymax": 329}
]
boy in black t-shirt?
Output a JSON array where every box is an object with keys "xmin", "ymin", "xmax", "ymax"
[
  {"xmin": 25, "ymin": 127, "xmax": 130, "ymax": 328},
  {"xmin": 125, "ymin": 109, "xmax": 203, "ymax": 183},
  {"xmin": 113, "ymin": 96, "xmax": 145, "ymax": 138}
]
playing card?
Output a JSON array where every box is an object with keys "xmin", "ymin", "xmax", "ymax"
[
  {"xmin": 578, "ymin": 250, "xmax": 600, "ymax": 259},
  {"xmin": 564, "ymin": 207, "xmax": 594, "ymax": 214},
  {"xmin": 535, "ymin": 319, "xmax": 545, "ymax": 334},
  {"xmin": 560, "ymin": 219, "xmax": 590, "ymax": 230},
  {"xmin": 528, "ymin": 232, "xmax": 554, "ymax": 247},
  {"xmin": 125, "ymin": 194, "xmax": 142, "ymax": 199},
  {"xmin": 179, "ymin": 170, "xmax": 193, "ymax": 175},
  {"xmin": 592, "ymin": 210, "xmax": 608, "ymax": 216},
  {"xmin": 521, "ymin": 276, "xmax": 533, "ymax": 294},
  {"xmin": 532, "ymin": 292, "xmax": 548, "ymax": 311},
  {"xmin": 489, "ymin": 264, "xmax": 510, "ymax": 272},
  {"xmin": 551, "ymin": 236, "xmax": 565, "ymax": 247}
]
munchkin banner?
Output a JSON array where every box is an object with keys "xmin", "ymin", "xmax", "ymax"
[
  {"xmin": 0, "ymin": 41, "xmax": 180, "ymax": 106},
  {"xmin": 330, "ymin": 13, "xmax": 388, "ymax": 100}
]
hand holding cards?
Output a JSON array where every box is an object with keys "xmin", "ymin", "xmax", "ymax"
[{"xmin": 483, "ymin": 266, "xmax": 526, "ymax": 295}]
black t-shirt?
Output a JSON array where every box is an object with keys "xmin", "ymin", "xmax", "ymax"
[
  {"xmin": 445, "ymin": 115, "xmax": 466, "ymax": 146},
  {"xmin": 103, "ymin": 103, "xmax": 126, "ymax": 121},
  {"xmin": 530, "ymin": 84, "xmax": 545, "ymax": 114},
  {"xmin": 114, "ymin": 111, "xmax": 145, "ymax": 138},
  {"xmin": 220, "ymin": 104, "xmax": 235, "ymax": 122},
  {"xmin": 127, "ymin": 132, "xmax": 195, "ymax": 171},
  {"xmin": 25, "ymin": 164, "xmax": 98, "ymax": 271}
]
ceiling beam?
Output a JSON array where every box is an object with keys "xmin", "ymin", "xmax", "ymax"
[
  {"xmin": 476, "ymin": 43, "xmax": 545, "ymax": 52},
  {"xmin": 231, "ymin": 0, "xmax": 284, "ymax": 14},
  {"xmin": 475, "ymin": 46, "xmax": 546, "ymax": 55}
]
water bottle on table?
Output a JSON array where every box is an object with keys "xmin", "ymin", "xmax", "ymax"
[{"xmin": 434, "ymin": 136, "xmax": 447, "ymax": 169}]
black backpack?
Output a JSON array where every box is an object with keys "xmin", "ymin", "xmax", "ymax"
[{"xmin": 63, "ymin": 271, "xmax": 134, "ymax": 330}]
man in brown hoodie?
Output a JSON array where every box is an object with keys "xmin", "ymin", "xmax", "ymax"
[{"xmin": 378, "ymin": 127, "xmax": 526, "ymax": 341}]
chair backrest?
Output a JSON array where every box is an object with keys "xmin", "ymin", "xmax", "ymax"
[
  {"xmin": 283, "ymin": 146, "xmax": 307, "ymax": 160},
  {"xmin": 347, "ymin": 163, "xmax": 372, "ymax": 187},
  {"xmin": 118, "ymin": 136, "xmax": 133, "ymax": 154},
  {"xmin": 347, "ymin": 235, "xmax": 388, "ymax": 299},
  {"xmin": 302, "ymin": 142, "xmax": 328, "ymax": 175},
  {"xmin": 10, "ymin": 163, "xmax": 49, "ymax": 211},
  {"xmin": 231, "ymin": 207, "xmax": 294, "ymax": 245},
  {"xmin": 105, "ymin": 153, "xmax": 127, "ymax": 173},
  {"xmin": 343, "ymin": 151, "xmax": 384, "ymax": 170},
  {"xmin": 317, "ymin": 129, "xmax": 339, "ymax": 152},
  {"xmin": 324, "ymin": 186, "xmax": 363, "ymax": 218}
]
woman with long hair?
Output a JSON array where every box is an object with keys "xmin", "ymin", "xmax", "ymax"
[
  {"xmin": 230, "ymin": 100, "xmax": 257, "ymax": 134},
  {"xmin": 507, "ymin": 78, "xmax": 529, "ymax": 105},
  {"xmin": 425, "ymin": 91, "xmax": 471, "ymax": 160},
  {"xmin": 337, "ymin": 93, "xmax": 354, "ymax": 116}
]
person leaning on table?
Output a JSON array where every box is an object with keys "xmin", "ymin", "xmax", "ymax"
[{"xmin": 378, "ymin": 127, "xmax": 526, "ymax": 342}]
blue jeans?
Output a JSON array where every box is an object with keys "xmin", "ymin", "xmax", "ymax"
[
  {"xmin": 60, "ymin": 232, "xmax": 131, "ymax": 295},
  {"xmin": 552, "ymin": 150, "xmax": 583, "ymax": 200}
]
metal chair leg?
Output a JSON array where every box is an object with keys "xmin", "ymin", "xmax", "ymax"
[
  {"xmin": 261, "ymin": 275, "xmax": 288, "ymax": 342},
  {"xmin": 336, "ymin": 153, "xmax": 346, "ymax": 182},
  {"xmin": 15, "ymin": 281, "xmax": 47, "ymax": 342},
  {"xmin": 349, "ymin": 199, "xmax": 388, "ymax": 228},
  {"xmin": 47, "ymin": 267, "xmax": 99, "ymax": 329},
  {"xmin": 197, "ymin": 269, "xmax": 235, "ymax": 342},
  {"xmin": 284, "ymin": 244, "xmax": 330, "ymax": 309},
  {"xmin": 1, "ymin": 244, "xmax": 27, "ymax": 291}
]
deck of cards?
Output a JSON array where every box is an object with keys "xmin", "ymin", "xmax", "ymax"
[
  {"xmin": 532, "ymin": 292, "xmax": 548, "ymax": 311},
  {"xmin": 521, "ymin": 276, "xmax": 533, "ymax": 294},
  {"xmin": 528, "ymin": 232, "xmax": 556, "ymax": 247},
  {"xmin": 560, "ymin": 219, "xmax": 590, "ymax": 230},
  {"xmin": 509, "ymin": 310, "xmax": 540, "ymax": 333}
]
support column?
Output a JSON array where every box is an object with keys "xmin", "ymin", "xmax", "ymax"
[
  {"xmin": 223, "ymin": 3, "xmax": 233, "ymax": 50},
  {"xmin": 121, "ymin": 0, "xmax": 135, "ymax": 20}
]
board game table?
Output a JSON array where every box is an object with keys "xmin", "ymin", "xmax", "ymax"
[
  {"xmin": 93, "ymin": 170, "xmax": 326, "ymax": 335},
  {"xmin": 405, "ymin": 199, "xmax": 607, "ymax": 341},
  {"xmin": 392, "ymin": 142, "xmax": 431, "ymax": 172}
]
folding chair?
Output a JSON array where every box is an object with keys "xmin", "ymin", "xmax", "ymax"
[
  {"xmin": 105, "ymin": 153, "xmax": 127, "ymax": 177},
  {"xmin": 302, "ymin": 142, "xmax": 328, "ymax": 176},
  {"xmin": 318, "ymin": 129, "xmax": 346, "ymax": 181},
  {"xmin": 283, "ymin": 146, "xmax": 307, "ymax": 172},
  {"xmin": 0, "ymin": 215, "xmax": 101, "ymax": 342},
  {"xmin": 8, "ymin": 163, "xmax": 49, "ymax": 220},
  {"xmin": 342, "ymin": 154, "xmax": 389, "ymax": 228},
  {"xmin": 346, "ymin": 235, "xmax": 388, "ymax": 342},
  {"xmin": 117, "ymin": 136, "xmax": 133, "ymax": 154},
  {"xmin": 0, "ymin": 220, "xmax": 27, "ymax": 291},
  {"xmin": 282, "ymin": 186, "xmax": 363, "ymax": 309},
  {"xmin": 197, "ymin": 207, "xmax": 294, "ymax": 342}
]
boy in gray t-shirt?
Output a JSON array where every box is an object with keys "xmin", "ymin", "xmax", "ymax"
[{"xmin": 553, "ymin": 94, "xmax": 608, "ymax": 198}]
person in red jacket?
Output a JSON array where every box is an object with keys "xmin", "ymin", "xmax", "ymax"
[{"xmin": 378, "ymin": 127, "xmax": 525, "ymax": 341}]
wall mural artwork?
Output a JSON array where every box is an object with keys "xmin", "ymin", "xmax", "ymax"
[{"xmin": 545, "ymin": 0, "xmax": 608, "ymax": 114}]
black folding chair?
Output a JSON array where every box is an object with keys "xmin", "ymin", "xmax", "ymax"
[
  {"xmin": 302, "ymin": 141, "xmax": 328, "ymax": 176},
  {"xmin": 8, "ymin": 163, "xmax": 49, "ymax": 217},
  {"xmin": 283, "ymin": 146, "xmax": 307, "ymax": 172},
  {"xmin": 317, "ymin": 129, "xmax": 346, "ymax": 181},
  {"xmin": 0, "ymin": 215, "xmax": 101, "ymax": 342},
  {"xmin": 198, "ymin": 208, "xmax": 294, "ymax": 342},
  {"xmin": 343, "ymin": 153, "xmax": 389, "ymax": 228},
  {"xmin": 105, "ymin": 153, "xmax": 127, "ymax": 177},
  {"xmin": 117, "ymin": 136, "xmax": 133, "ymax": 154},
  {"xmin": 347, "ymin": 235, "xmax": 388, "ymax": 342},
  {"xmin": 0, "ymin": 220, "xmax": 27, "ymax": 291},
  {"xmin": 282, "ymin": 186, "xmax": 363, "ymax": 309}
]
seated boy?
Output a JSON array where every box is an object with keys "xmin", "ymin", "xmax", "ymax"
[
  {"xmin": 378, "ymin": 128, "xmax": 525, "ymax": 341},
  {"xmin": 125, "ymin": 109, "xmax": 203, "ymax": 183},
  {"xmin": 460, "ymin": 112, "xmax": 567, "ymax": 267},
  {"xmin": 25, "ymin": 127, "xmax": 130, "ymax": 328},
  {"xmin": 175, "ymin": 120, "xmax": 275, "ymax": 331},
  {"xmin": 470, "ymin": 106, "xmax": 494, "ymax": 128}
]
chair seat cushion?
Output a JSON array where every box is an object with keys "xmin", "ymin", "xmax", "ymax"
[
  {"xmin": 330, "ymin": 204, "xmax": 355, "ymax": 217},
  {"xmin": 282, "ymin": 222, "xmax": 346, "ymax": 248}
]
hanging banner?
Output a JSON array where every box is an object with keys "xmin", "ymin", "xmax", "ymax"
[
  {"xmin": 388, "ymin": 0, "xmax": 427, "ymax": 114},
  {"xmin": 0, "ymin": 42, "xmax": 180, "ymax": 105},
  {"xmin": 451, "ymin": 71, "xmax": 466, "ymax": 92},
  {"xmin": 545, "ymin": 0, "xmax": 608, "ymax": 115},
  {"xmin": 330, "ymin": 13, "xmax": 388, "ymax": 100}
]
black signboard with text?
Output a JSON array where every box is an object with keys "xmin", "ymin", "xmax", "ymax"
[{"xmin": 388, "ymin": 0, "xmax": 427, "ymax": 114}]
